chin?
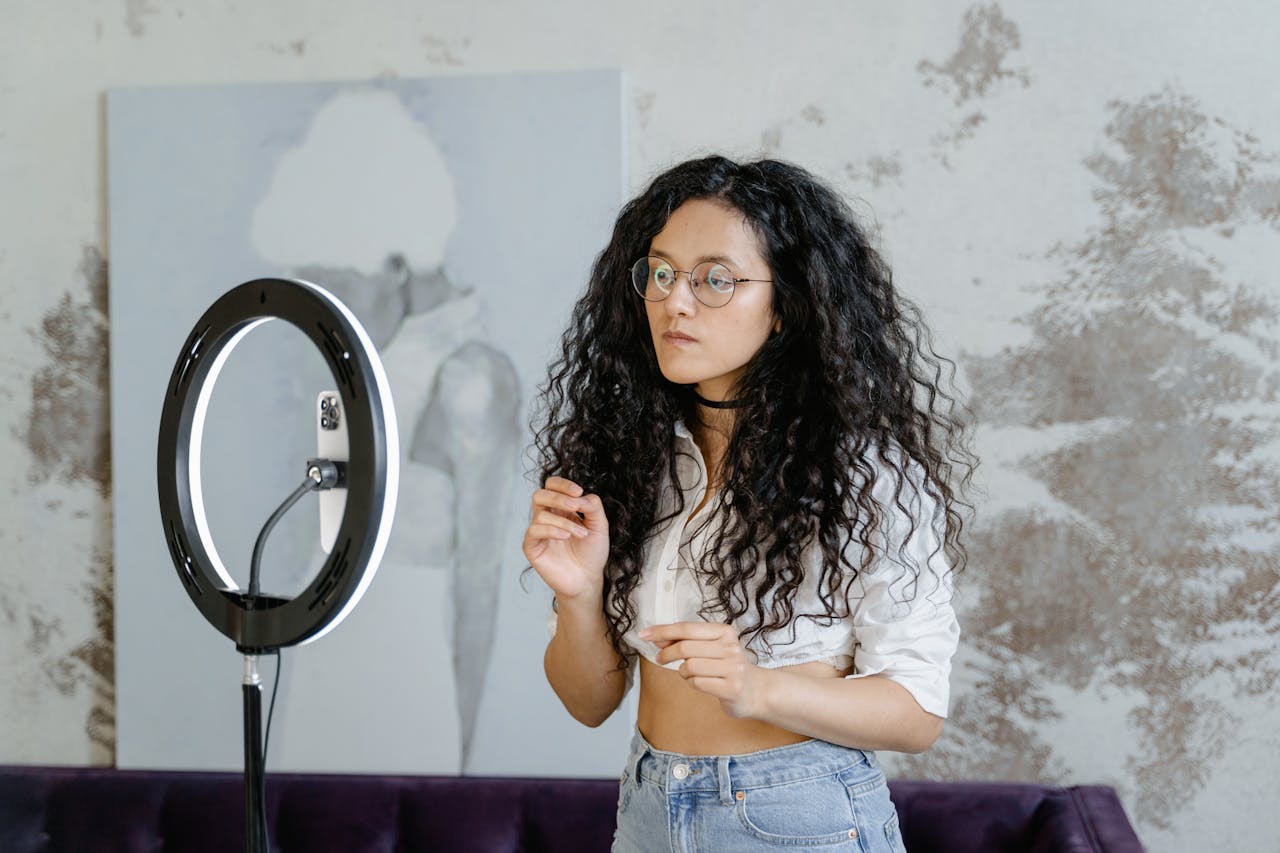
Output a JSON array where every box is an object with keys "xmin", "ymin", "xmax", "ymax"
[{"xmin": 656, "ymin": 365, "xmax": 704, "ymax": 386}]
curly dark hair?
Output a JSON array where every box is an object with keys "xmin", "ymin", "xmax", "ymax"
[{"xmin": 531, "ymin": 155, "xmax": 977, "ymax": 665}]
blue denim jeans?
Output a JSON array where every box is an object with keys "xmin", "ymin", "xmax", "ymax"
[{"xmin": 612, "ymin": 729, "xmax": 907, "ymax": 852}]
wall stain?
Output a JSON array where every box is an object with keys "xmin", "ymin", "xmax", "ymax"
[
  {"xmin": 892, "ymin": 89, "xmax": 1280, "ymax": 829},
  {"xmin": 11, "ymin": 550, "xmax": 115, "ymax": 760},
  {"xmin": 23, "ymin": 246, "xmax": 112, "ymax": 498},
  {"xmin": 757, "ymin": 104, "xmax": 830, "ymax": 158},
  {"xmin": 265, "ymin": 40, "xmax": 307, "ymax": 57},
  {"xmin": 800, "ymin": 105, "xmax": 826, "ymax": 126},
  {"xmin": 760, "ymin": 124, "xmax": 783, "ymax": 155},
  {"xmin": 25, "ymin": 609, "xmax": 64, "ymax": 657},
  {"xmin": 24, "ymin": 606, "xmax": 81, "ymax": 698},
  {"xmin": 920, "ymin": 4, "xmax": 1029, "ymax": 166},
  {"xmin": 635, "ymin": 91, "xmax": 656, "ymax": 132},
  {"xmin": 918, "ymin": 3, "xmax": 1031, "ymax": 106},
  {"xmin": 73, "ymin": 549, "xmax": 115, "ymax": 764},
  {"xmin": 16, "ymin": 246, "xmax": 116, "ymax": 763},
  {"xmin": 422, "ymin": 34, "xmax": 470, "ymax": 67},
  {"xmin": 845, "ymin": 153, "xmax": 904, "ymax": 189},
  {"xmin": 930, "ymin": 111, "xmax": 987, "ymax": 169},
  {"xmin": 124, "ymin": 0, "xmax": 159, "ymax": 37},
  {"xmin": 0, "ymin": 585, "xmax": 16, "ymax": 624}
]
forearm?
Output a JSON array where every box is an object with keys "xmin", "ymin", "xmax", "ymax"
[
  {"xmin": 544, "ymin": 593, "xmax": 628, "ymax": 727},
  {"xmin": 751, "ymin": 670, "xmax": 944, "ymax": 754}
]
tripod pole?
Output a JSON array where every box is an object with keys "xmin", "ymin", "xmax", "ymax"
[{"xmin": 243, "ymin": 654, "xmax": 268, "ymax": 853}]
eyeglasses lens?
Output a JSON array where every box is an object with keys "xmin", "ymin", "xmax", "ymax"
[{"xmin": 630, "ymin": 257, "xmax": 735, "ymax": 307}]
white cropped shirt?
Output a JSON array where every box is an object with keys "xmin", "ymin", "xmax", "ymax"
[{"xmin": 618, "ymin": 421, "xmax": 960, "ymax": 719}]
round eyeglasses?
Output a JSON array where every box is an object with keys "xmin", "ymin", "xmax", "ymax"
[{"xmin": 630, "ymin": 257, "xmax": 772, "ymax": 308}]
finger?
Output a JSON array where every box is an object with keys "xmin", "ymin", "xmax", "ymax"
[
  {"xmin": 642, "ymin": 622, "xmax": 733, "ymax": 644},
  {"xmin": 533, "ymin": 509, "xmax": 590, "ymax": 538},
  {"xmin": 685, "ymin": 676, "xmax": 731, "ymax": 699},
  {"xmin": 573, "ymin": 492, "xmax": 609, "ymax": 530},
  {"xmin": 544, "ymin": 476, "xmax": 585, "ymax": 497},
  {"xmin": 655, "ymin": 639, "xmax": 739, "ymax": 666},
  {"xmin": 678, "ymin": 657, "xmax": 734, "ymax": 679},
  {"xmin": 525, "ymin": 522, "xmax": 573, "ymax": 542},
  {"xmin": 531, "ymin": 488, "xmax": 587, "ymax": 517}
]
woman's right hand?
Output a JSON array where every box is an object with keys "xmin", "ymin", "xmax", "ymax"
[{"xmin": 522, "ymin": 476, "xmax": 611, "ymax": 602}]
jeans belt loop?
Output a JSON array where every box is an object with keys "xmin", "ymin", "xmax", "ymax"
[
  {"xmin": 628, "ymin": 742, "xmax": 647, "ymax": 790},
  {"xmin": 717, "ymin": 755, "xmax": 733, "ymax": 805}
]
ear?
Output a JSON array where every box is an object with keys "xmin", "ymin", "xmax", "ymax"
[{"xmin": 773, "ymin": 317, "xmax": 782, "ymax": 333}]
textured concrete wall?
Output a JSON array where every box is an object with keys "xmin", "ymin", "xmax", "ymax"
[{"xmin": 1, "ymin": 2, "xmax": 1276, "ymax": 850}]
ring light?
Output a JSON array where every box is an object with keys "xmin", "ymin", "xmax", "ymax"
[{"xmin": 157, "ymin": 277, "xmax": 399, "ymax": 652}]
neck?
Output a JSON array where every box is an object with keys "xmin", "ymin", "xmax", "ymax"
[
  {"xmin": 692, "ymin": 389, "xmax": 745, "ymax": 409},
  {"xmin": 690, "ymin": 405, "xmax": 735, "ymax": 488},
  {"xmin": 406, "ymin": 265, "xmax": 462, "ymax": 314},
  {"xmin": 689, "ymin": 385, "xmax": 742, "ymax": 448}
]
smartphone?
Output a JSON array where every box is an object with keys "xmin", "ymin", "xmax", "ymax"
[{"xmin": 317, "ymin": 391, "xmax": 349, "ymax": 554}]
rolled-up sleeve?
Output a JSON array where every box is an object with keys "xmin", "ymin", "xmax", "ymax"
[{"xmin": 843, "ymin": 458, "xmax": 960, "ymax": 718}]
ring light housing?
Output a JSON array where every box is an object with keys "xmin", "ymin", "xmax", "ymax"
[{"xmin": 157, "ymin": 277, "xmax": 399, "ymax": 652}]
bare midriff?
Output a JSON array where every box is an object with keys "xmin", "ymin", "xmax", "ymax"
[{"xmin": 635, "ymin": 655, "xmax": 854, "ymax": 755}]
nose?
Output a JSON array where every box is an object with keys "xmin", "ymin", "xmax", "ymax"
[{"xmin": 662, "ymin": 271, "xmax": 699, "ymax": 316}]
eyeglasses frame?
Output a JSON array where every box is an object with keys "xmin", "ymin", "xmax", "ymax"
[{"xmin": 630, "ymin": 256, "xmax": 773, "ymax": 308}]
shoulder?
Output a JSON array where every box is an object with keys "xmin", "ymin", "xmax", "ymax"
[
  {"xmin": 429, "ymin": 341, "xmax": 520, "ymax": 420},
  {"xmin": 851, "ymin": 439, "xmax": 945, "ymax": 522},
  {"xmin": 841, "ymin": 438, "xmax": 953, "ymax": 595}
]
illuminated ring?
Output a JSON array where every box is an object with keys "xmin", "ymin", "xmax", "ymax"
[{"xmin": 157, "ymin": 277, "xmax": 399, "ymax": 652}]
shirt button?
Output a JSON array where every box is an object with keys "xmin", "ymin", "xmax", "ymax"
[{"xmin": 672, "ymin": 763, "xmax": 690, "ymax": 780}]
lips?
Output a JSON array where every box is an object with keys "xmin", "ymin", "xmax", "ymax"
[{"xmin": 664, "ymin": 331, "xmax": 696, "ymax": 343}]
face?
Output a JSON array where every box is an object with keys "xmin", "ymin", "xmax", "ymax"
[{"xmin": 644, "ymin": 199, "xmax": 778, "ymax": 401}]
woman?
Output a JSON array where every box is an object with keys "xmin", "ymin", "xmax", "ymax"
[{"xmin": 523, "ymin": 156, "xmax": 975, "ymax": 851}]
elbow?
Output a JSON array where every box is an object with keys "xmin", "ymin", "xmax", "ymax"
[
  {"xmin": 901, "ymin": 713, "xmax": 945, "ymax": 754},
  {"xmin": 548, "ymin": 681, "xmax": 618, "ymax": 729},
  {"xmin": 545, "ymin": 663, "xmax": 625, "ymax": 729},
  {"xmin": 570, "ymin": 707, "xmax": 613, "ymax": 729},
  {"xmin": 560, "ymin": 690, "xmax": 623, "ymax": 729},
  {"xmin": 543, "ymin": 643, "xmax": 629, "ymax": 728},
  {"xmin": 868, "ymin": 673, "xmax": 948, "ymax": 753}
]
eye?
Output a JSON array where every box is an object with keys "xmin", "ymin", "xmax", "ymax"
[
  {"xmin": 651, "ymin": 261, "xmax": 675, "ymax": 291},
  {"xmin": 703, "ymin": 264, "xmax": 735, "ymax": 293}
]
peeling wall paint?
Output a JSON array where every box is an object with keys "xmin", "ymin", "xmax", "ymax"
[
  {"xmin": 6, "ymin": 244, "xmax": 116, "ymax": 765},
  {"xmin": 74, "ymin": 549, "xmax": 115, "ymax": 763},
  {"xmin": 894, "ymin": 88, "xmax": 1280, "ymax": 832},
  {"xmin": 23, "ymin": 246, "xmax": 112, "ymax": 497},
  {"xmin": 919, "ymin": 4, "xmax": 1031, "ymax": 169},
  {"xmin": 917, "ymin": 3, "xmax": 1031, "ymax": 105}
]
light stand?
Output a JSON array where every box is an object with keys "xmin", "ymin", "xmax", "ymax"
[
  {"xmin": 157, "ymin": 278, "xmax": 398, "ymax": 853},
  {"xmin": 243, "ymin": 655, "xmax": 267, "ymax": 853}
]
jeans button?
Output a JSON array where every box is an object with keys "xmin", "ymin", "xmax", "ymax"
[{"xmin": 672, "ymin": 763, "xmax": 690, "ymax": 780}]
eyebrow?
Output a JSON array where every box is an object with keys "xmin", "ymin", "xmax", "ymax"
[{"xmin": 648, "ymin": 248, "xmax": 740, "ymax": 268}]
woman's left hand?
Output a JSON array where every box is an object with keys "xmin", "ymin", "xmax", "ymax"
[{"xmin": 641, "ymin": 622, "xmax": 766, "ymax": 719}]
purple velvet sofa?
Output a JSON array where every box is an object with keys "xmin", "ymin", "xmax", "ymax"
[{"xmin": 0, "ymin": 764, "xmax": 1143, "ymax": 851}]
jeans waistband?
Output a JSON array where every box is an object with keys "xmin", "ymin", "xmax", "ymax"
[{"xmin": 625, "ymin": 728, "xmax": 879, "ymax": 804}]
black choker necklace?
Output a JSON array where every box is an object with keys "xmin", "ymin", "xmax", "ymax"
[{"xmin": 693, "ymin": 390, "xmax": 746, "ymax": 409}]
